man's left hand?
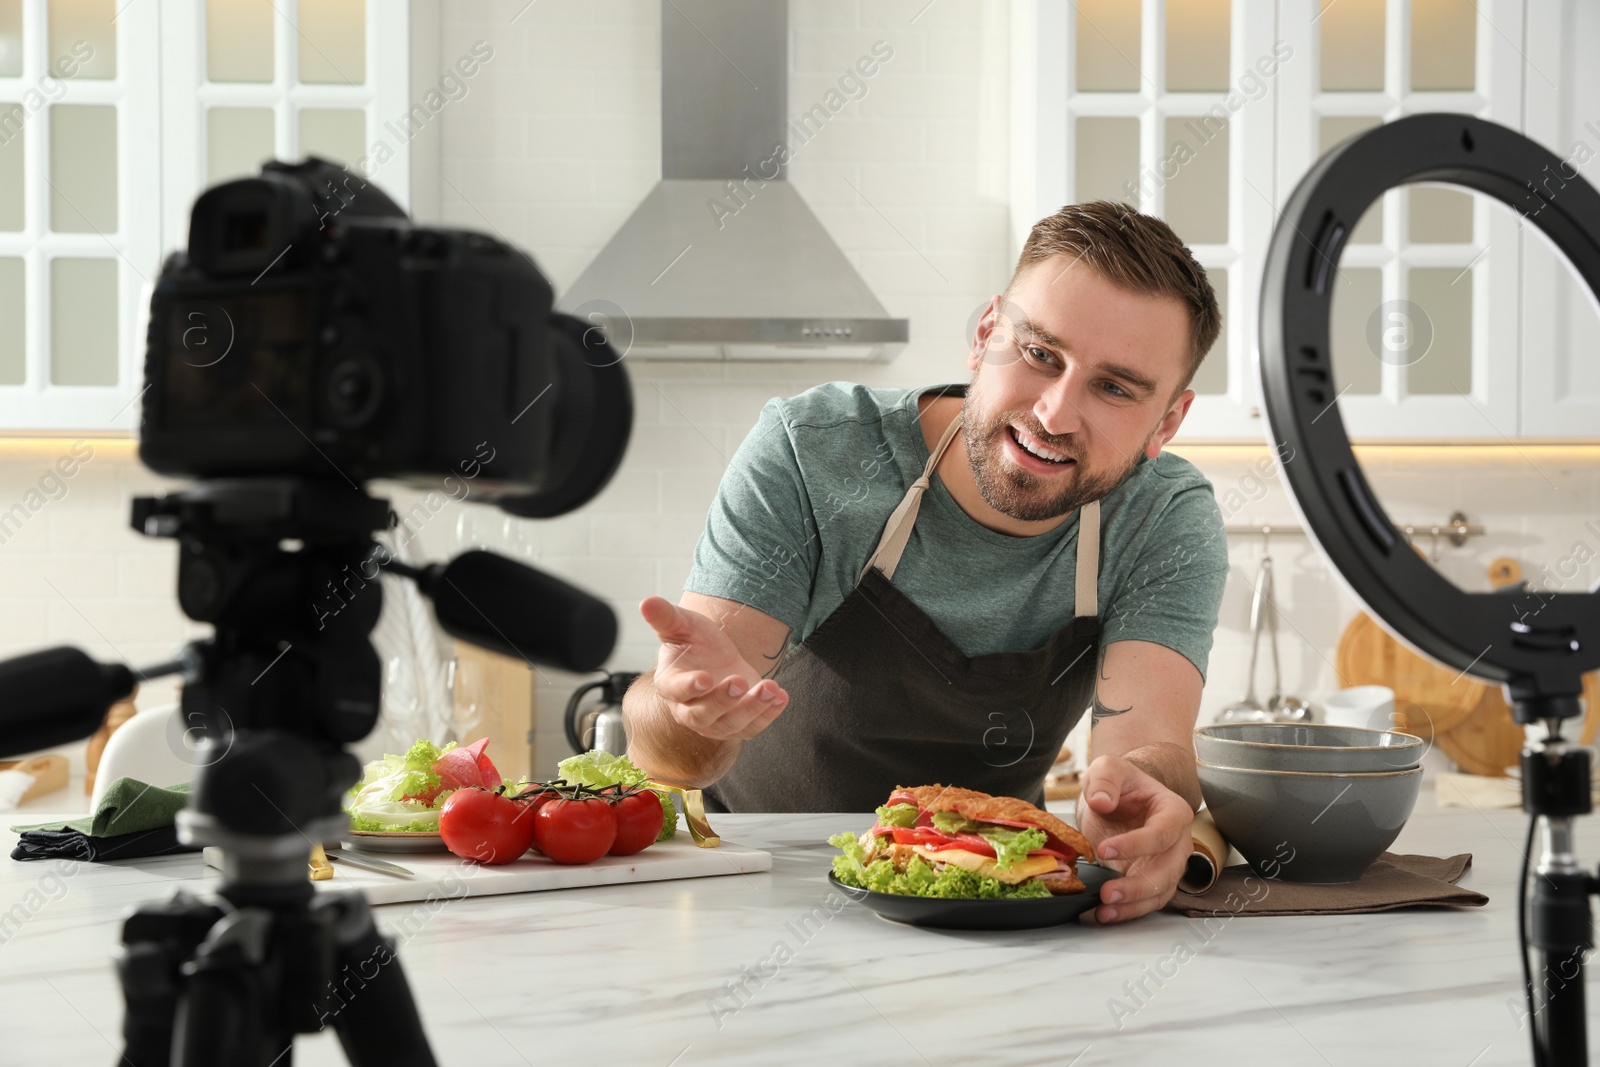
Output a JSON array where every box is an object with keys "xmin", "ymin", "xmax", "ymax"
[{"xmin": 1077, "ymin": 754, "xmax": 1194, "ymax": 924}]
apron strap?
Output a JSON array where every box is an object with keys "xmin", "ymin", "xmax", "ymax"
[
  {"xmin": 860, "ymin": 411, "xmax": 964, "ymax": 582},
  {"xmin": 1075, "ymin": 499, "xmax": 1100, "ymax": 618},
  {"xmin": 860, "ymin": 412, "xmax": 1104, "ymax": 621}
]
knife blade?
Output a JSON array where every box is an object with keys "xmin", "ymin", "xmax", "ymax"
[{"xmin": 327, "ymin": 851, "xmax": 415, "ymax": 878}]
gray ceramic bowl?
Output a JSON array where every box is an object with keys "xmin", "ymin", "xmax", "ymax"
[
  {"xmin": 1197, "ymin": 761, "xmax": 1423, "ymax": 884},
  {"xmin": 1194, "ymin": 723, "xmax": 1424, "ymax": 773}
]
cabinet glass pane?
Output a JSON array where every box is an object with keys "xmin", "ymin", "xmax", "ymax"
[
  {"xmin": 1409, "ymin": 184, "xmax": 1473, "ymax": 243},
  {"xmin": 208, "ymin": 107, "xmax": 275, "ymax": 185},
  {"xmin": 1163, "ymin": 116, "xmax": 1228, "ymax": 245},
  {"xmin": 298, "ymin": 0, "xmax": 364, "ymax": 86},
  {"xmin": 1074, "ymin": 117, "xmax": 1139, "ymax": 206},
  {"xmin": 0, "ymin": 1, "xmax": 21, "ymax": 77},
  {"xmin": 1319, "ymin": 0, "xmax": 1384, "ymax": 92},
  {"xmin": 1330, "ymin": 267, "xmax": 1382, "ymax": 395},
  {"xmin": 298, "ymin": 108, "xmax": 364, "ymax": 169},
  {"xmin": 1406, "ymin": 267, "xmax": 1471, "ymax": 395},
  {"xmin": 1190, "ymin": 268, "xmax": 1228, "ymax": 394},
  {"xmin": 50, "ymin": 257, "xmax": 116, "ymax": 386},
  {"xmin": 0, "ymin": 112, "xmax": 21, "ymax": 231},
  {"xmin": 48, "ymin": 0, "xmax": 114, "ymax": 80},
  {"xmin": 50, "ymin": 104, "xmax": 116, "ymax": 233},
  {"xmin": 1320, "ymin": 117, "xmax": 1383, "ymax": 243},
  {"xmin": 1166, "ymin": 0, "xmax": 1229, "ymax": 92},
  {"xmin": 1075, "ymin": 0, "xmax": 1140, "ymax": 92},
  {"xmin": 207, "ymin": 0, "xmax": 274, "ymax": 83},
  {"xmin": 1411, "ymin": 0, "xmax": 1475, "ymax": 91},
  {"xmin": 0, "ymin": 257, "xmax": 21, "ymax": 385}
]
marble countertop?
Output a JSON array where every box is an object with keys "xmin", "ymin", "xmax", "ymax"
[{"xmin": 0, "ymin": 794, "xmax": 1582, "ymax": 1065}]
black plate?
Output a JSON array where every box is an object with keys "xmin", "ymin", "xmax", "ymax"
[{"xmin": 828, "ymin": 865, "xmax": 1112, "ymax": 930}]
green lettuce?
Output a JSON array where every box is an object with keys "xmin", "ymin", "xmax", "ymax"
[
  {"xmin": 875, "ymin": 803, "xmax": 918, "ymax": 827},
  {"xmin": 979, "ymin": 826, "xmax": 1047, "ymax": 869},
  {"xmin": 827, "ymin": 831, "xmax": 1050, "ymax": 900},
  {"xmin": 349, "ymin": 814, "xmax": 441, "ymax": 834},
  {"xmin": 930, "ymin": 810, "xmax": 975, "ymax": 834},
  {"xmin": 557, "ymin": 750, "xmax": 677, "ymax": 842},
  {"xmin": 345, "ymin": 739, "xmax": 458, "ymax": 830}
]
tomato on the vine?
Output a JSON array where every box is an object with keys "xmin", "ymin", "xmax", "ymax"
[
  {"xmin": 534, "ymin": 797, "xmax": 617, "ymax": 864},
  {"xmin": 438, "ymin": 787, "xmax": 537, "ymax": 865},
  {"xmin": 609, "ymin": 790, "xmax": 666, "ymax": 856}
]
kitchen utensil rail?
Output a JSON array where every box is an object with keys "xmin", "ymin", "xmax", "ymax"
[{"xmin": 1223, "ymin": 512, "xmax": 1483, "ymax": 545}]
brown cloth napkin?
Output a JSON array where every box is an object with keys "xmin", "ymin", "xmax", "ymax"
[{"xmin": 1164, "ymin": 853, "xmax": 1487, "ymax": 916}]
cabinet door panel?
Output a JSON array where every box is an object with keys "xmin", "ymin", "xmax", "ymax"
[{"xmin": 1273, "ymin": 0, "xmax": 1523, "ymax": 439}]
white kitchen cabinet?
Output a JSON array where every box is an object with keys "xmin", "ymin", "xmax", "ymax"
[
  {"xmin": 1273, "ymin": 0, "xmax": 1524, "ymax": 441},
  {"xmin": 0, "ymin": 0, "xmax": 161, "ymax": 433},
  {"xmin": 1519, "ymin": 0, "xmax": 1600, "ymax": 439},
  {"xmin": 1011, "ymin": 0, "xmax": 1278, "ymax": 441},
  {"xmin": 1012, "ymin": 0, "xmax": 1588, "ymax": 442},
  {"xmin": 0, "ymin": 1, "xmax": 409, "ymax": 435}
]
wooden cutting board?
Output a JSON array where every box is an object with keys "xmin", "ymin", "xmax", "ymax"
[
  {"xmin": 1436, "ymin": 558, "xmax": 1600, "ymax": 775},
  {"xmin": 1335, "ymin": 614, "xmax": 1486, "ymax": 736},
  {"xmin": 206, "ymin": 825, "xmax": 773, "ymax": 907}
]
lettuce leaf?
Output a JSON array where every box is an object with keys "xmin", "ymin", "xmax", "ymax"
[
  {"xmin": 875, "ymin": 803, "xmax": 918, "ymax": 828},
  {"xmin": 557, "ymin": 749, "xmax": 677, "ymax": 841},
  {"xmin": 349, "ymin": 814, "xmax": 442, "ymax": 834},
  {"xmin": 827, "ymin": 830, "xmax": 1050, "ymax": 899},
  {"xmin": 930, "ymin": 810, "xmax": 976, "ymax": 834},
  {"xmin": 346, "ymin": 739, "xmax": 458, "ymax": 825},
  {"xmin": 979, "ymin": 826, "xmax": 1047, "ymax": 869}
]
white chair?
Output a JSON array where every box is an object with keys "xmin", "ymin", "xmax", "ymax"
[{"xmin": 90, "ymin": 704, "xmax": 198, "ymax": 810}]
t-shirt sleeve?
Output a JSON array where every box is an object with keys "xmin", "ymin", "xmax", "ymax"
[
  {"xmin": 681, "ymin": 399, "xmax": 820, "ymax": 636},
  {"xmin": 1100, "ymin": 482, "xmax": 1229, "ymax": 682}
]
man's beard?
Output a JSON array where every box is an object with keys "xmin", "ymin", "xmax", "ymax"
[{"xmin": 959, "ymin": 392, "xmax": 1146, "ymax": 522}]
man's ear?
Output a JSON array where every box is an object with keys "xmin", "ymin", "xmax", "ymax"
[
  {"xmin": 1145, "ymin": 389, "xmax": 1195, "ymax": 458},
  {"xmin": 966, "ymin": 295, "xmax": 1002, "ymax": 373}
]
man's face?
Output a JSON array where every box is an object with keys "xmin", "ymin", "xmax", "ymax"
[{"xmin": 960, "ymin": 255, "xmax": 1196, "ymax": 522}]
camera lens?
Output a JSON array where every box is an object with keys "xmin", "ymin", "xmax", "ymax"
[{"xmin": 501, "ymin": 313, "xmax": 632, "ymax": 518}]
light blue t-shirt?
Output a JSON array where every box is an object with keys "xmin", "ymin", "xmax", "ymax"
[{"xmin": 684, "ymin": 382, "xmax": 1229, "ymax": 679}]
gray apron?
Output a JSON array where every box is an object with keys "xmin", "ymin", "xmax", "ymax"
[{"xmin": 704, "ymin": 410, "xmax": 1103, "ymax": 813}]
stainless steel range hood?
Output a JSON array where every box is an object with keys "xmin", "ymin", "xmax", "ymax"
[{"xmin": 557, "ymin": 0, "xmax": 908, "ymax": 361}]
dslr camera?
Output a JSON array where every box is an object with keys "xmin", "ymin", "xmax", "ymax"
[{"xmin": 139, "ymin": 157, "xmax": 630, "ymax": 516}]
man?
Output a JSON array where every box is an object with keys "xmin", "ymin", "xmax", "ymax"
[{"xmin": 625, "ymin": 201, "xmax": 1227, "ymax": 924}]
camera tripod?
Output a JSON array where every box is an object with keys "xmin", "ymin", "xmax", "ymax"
[{"xmin": 114, "ymin": 479, "xmax": 437, "ymax": 1067}]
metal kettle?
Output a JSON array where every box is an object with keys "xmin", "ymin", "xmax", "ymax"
[{"xmin": 563, "ymin": 671, "xmax": 640, "ymax": 756}]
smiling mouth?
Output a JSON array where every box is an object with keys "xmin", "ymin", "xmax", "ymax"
[{"xmin": 1007, "ymin": 425, "xmax": 1074, "ymax": 465}]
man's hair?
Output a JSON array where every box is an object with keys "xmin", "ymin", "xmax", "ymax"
[{"xmin": 1007, "ymin": 200, "xmax": 1222, "ymax": 397}]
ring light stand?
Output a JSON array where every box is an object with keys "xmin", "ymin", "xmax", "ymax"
[{"xmin": 1259, "ymin": 113, "xmax": 1600, "ymax": 1067}]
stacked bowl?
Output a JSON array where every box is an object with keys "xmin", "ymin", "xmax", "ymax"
[{"xmin": 1194, "ymin": 723, "xmax": 1425, "ymax": 884}]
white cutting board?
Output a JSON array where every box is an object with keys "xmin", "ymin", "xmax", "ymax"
[{"xmin": 205, "ymin": 827, "xmax": 772, "ymax": 907}]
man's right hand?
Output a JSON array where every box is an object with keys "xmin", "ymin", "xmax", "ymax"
[{"xmin": 639, "ymin": 596, "xmax": 791, "ymax": 741}]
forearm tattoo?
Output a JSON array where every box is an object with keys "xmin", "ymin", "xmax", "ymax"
[
  {"xmin": 1089, "ymin": 646, "xmax": 1130, "ymax": 726},
  {"xmin": 761, "ymin": 627, "xmax": 794, "ymax": 679}
]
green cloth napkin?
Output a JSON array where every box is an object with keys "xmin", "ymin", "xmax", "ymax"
[{"xmin": 10, "ymin": 777, "xmax": 191, "ymax": 837}]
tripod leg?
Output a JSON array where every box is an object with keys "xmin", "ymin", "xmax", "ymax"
[
  {"xmin": 172, "ymin": 908, "xmax": 296, "ymax": 1067},
  {"xmin": 314, "ymin": 891, "xmax": 439, "ymax": 1067},
  {"xmin": 116, "ymin": 892, "xmax": 226, "ymax": 1067}
]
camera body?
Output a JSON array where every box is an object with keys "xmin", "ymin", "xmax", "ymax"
[{"xmin": 140, "ymin": 158, "xmax": 630, "ymax": 517}]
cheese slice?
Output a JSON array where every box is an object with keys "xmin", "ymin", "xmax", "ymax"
[{"xmin": 910, "ymin": 845, "xmax": 1060, "ymax": 884}]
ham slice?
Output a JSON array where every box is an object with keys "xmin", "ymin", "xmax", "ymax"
[{"xmin": 432, "ymin": 737, "xmax": 501, "ymax": 790}]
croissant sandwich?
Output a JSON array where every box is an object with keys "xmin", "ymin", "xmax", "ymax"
[{"xmin": 829, "ymin": 784, "xmax": 1095, "ymax": 899}]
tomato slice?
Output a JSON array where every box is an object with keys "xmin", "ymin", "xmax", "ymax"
[
  {"xmin": 885, "ymin": 826, "xmax": 1077, "ymax": 863},
  {"xmin": 887, "ymin": 827, "xmax": 997, "ymax": 857}
]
